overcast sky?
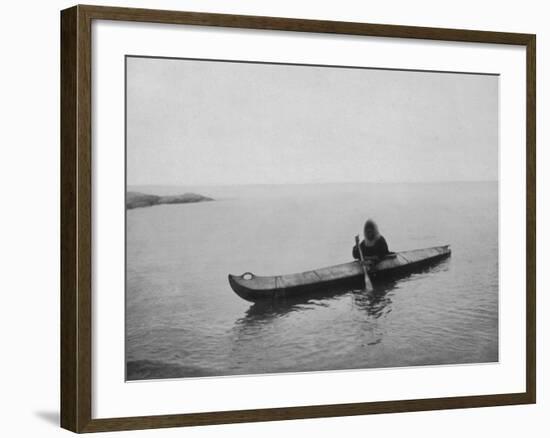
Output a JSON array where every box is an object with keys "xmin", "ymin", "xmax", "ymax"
[{"xmin": 126, "ymin": 56, "xmax": 498, "ymax": 186}]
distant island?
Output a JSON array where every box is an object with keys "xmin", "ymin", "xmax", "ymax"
[{"xmin": 126, "ymin": 191, "xmax": 214, "ymax": 210}]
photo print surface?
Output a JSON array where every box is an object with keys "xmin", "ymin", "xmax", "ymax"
[{"xmin": 125, "ymin": 56, "xmax": 499, "ymax": 381}]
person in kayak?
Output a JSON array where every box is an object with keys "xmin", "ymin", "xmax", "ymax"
[{"xmin": 352, "ymin": 219, "xmax": 390, "ymax": 261}]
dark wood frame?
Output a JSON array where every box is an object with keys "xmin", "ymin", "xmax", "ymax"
[{"xmin": 61, "ymin": 4, "xmax": 536, "ymax": 433}]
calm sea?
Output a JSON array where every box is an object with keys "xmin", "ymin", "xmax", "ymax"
[{"xmin": 126, "ymin": 182, "xmax": 498, "ymax": 380}]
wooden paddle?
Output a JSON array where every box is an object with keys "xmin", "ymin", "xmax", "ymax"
[{"xmin": 355, "ymin": 235, "xmax": 374, "ymax": 292}]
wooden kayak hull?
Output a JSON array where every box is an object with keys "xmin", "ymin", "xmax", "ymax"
[{"xmin": 228, "ymin": 245, "xmax": 451, "ymax": 302}]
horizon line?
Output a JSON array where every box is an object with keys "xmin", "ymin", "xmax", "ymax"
[{"xmin": 128, "ymin": 180, "xmax": 498, "ymax": 188}]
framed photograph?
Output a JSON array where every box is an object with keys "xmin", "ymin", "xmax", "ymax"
[{"xmin": 60, "ymin": 5, "xmax": 536, "ymax": 433}]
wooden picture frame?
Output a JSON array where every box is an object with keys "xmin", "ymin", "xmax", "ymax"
[{"xmin": 61, "ymin": 4, "xmax": 536, "ymax": 433}]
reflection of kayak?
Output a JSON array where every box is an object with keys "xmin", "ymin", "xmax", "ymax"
[{"xmin": 228, "ymin": 245, "xmax": 451, "ymax": 302}]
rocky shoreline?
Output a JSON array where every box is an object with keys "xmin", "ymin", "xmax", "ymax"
[{"xmin": 126, "ymin": 191, "xmax": 213, "ymax": 209}]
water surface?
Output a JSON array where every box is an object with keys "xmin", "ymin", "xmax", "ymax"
[{"xmin": 126, "ymin": 182, "xmax": 498, "ymax": 380}]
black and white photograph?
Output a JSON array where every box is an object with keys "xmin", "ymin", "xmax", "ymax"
[{"xmin": 125, "ymin": 56, "xmax": 499, "ymax": 381}]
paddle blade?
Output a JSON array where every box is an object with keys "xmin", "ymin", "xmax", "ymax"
[{"xmin": 363, "ymin": 270, "xmax": 374, "ymax": 292}]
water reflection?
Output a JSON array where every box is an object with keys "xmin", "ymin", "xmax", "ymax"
[
  {"xmin": 351, "ymin": 280, "xmax": 396, "ymax": 318},
  {"xmin": 237, "ymin": 286, "xmax": 352, "ymax": 326},
  {"xmin": 233, "ymin": 280, "xmax": 397, "ymax": 337}
]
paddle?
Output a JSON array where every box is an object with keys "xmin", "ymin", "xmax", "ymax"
[{"xmin": 355, "ymin": 235, "xmax": 374, "ymax": 292}]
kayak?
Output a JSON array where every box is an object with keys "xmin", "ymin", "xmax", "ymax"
[{"xmin": 228, "ymin": 245, "xmax": 451, "ymax": 302}]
